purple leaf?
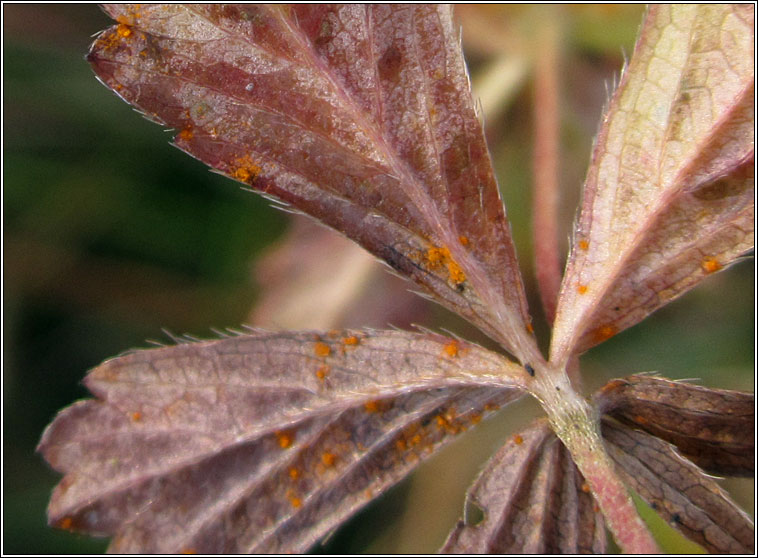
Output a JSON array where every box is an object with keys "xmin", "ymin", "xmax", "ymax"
[
  {"xmin": 88, "ymin": 4, "xmax": 539, "ymax": 363},
  {"xmin": 550, "ymin": 4, "xmax": 754, "ymax": 363},
  {"xmin": 602, "ymin": 418, "xmax": 754, "ymax": 554},
  {"xmin": 38, "ymin": 329, "xmax": 527, "ymax": 553},
  {"xmin": 441, "ymin": 420, "xmax": 606, "ymax": 554},
  {"xmin": 596, "ymin": 375, "xmax": 754, "ymax": 477}
]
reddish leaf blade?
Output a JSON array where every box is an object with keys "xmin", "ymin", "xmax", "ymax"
[
  {"xmin": 88, "ymin": 4, "xmax": 539, "ymax": 363},
  {"xmin": 550, "ymin": 4, "xmax": 754, "ymax": 363},
  {"xmin": 441, "ymin": 420, "xmax": 606, "ymax": 554},
  {"xmin": 38, "ymin": 329, "xmax": 527, "ymax": 553},
  {"xmin": 597, "ymin": 375, "xmax": 754, "ymax": 477},
  {"xmin": 602, "ymin": 418, "xmax": 754, "ymax": 554}
]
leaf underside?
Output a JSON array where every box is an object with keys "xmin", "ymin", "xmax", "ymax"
[
  {"xmin": 38, "ymin": 329, "xmax": 526, "ymax": 553},
  {"xmin": 37, "ymin": 3, "xmax": 754, "ymax": 555},
  {"xmin": 602, "ymin": 418, "xmax": 754, "ymax": 554},
  {"xmin": 88, "ymin": 3, "xmax": 539, "ymax": 364},
  {"xmin": 596, "ymin": 375, "xmax": 754, "ymax": 477},
  {"xmin": 441, "ymin": 419, "xmax": 606, "ymax": 554},
  {"xmin": 550, "ymin": 4, "xmax": 754, "ymax": 363}
]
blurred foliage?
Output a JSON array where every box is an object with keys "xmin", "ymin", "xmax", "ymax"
[{"xmin": 3, "ymin": 4, "xmax": 752, "ymax": 554}]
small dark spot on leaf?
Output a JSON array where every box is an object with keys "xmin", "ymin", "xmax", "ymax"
[
  {"xmin": 378, "ymin": 44, "xmax": 403, "ymax": 82},
  {"xmin": 672, "ymin": 512, "xmax": 682, "ymax": 524},
  {"xmin": 692, "ymin": 177, "xmax": 745, "ymax": 201},
  {"xmin": 525, "ymin": 364, "xmax": 535, "ymax": 377}
]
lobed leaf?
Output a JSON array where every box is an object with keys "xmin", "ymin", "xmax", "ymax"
[
  {"xmin": 602, "ymin": 418, "xmax": 754, "ymax": 554},
  {"xmin": 596, "ymin": 375, "xmax": 754, "ymax": 477},
  {"xmin": 550, "ymin": 4, "xmax": 754, "ymax": 363},
  {"xmin": 87, "ymin": 4, "xmax": 540, "ymax": 364},
  {"xmin": 38, "ymin": 329, "xmax": 527, "ymax": 553},
  {"xmin": 441, "ymin": 419, "xmax": 606, "ymax": 554}
]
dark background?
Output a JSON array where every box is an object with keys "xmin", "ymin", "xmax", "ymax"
[{"xmin": 4, "ymin": 4, "xmax": 753, "ymax": 554}]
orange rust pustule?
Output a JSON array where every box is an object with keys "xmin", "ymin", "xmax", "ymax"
[
  {"xmin": 701, "ymin": 257, "xmax": 722, "ymax": 273},
  {"xmin": 230, "ymin": 155, "xmax": 261, "ymax": 184},
  {"xmin": 442, "ymin": 340, "xmax": 459, "ymax": 358},
  {"xmin": 314, "ymin": 342, "xmax": 331, "ymax": 357},
  {"xmin": 315, "ymin": 365, "xmax": 329, "ymax": 381},
  {"xmin": 275, "ymin": 430, "xmax": 294, "ymax": 449},
  {"xmin": 177, "ymin": 127, "xmax": 194, "ymax": 141},
  {"xmin": 287, "ymin": 490, "xmax": 302, "ymax": 509},
  {"xmin": 593, "ymin": 324, "xmax": 617, "ymax": 343},
  {"xmin": 424, "ymin": 245, "xmax": 466, "ymax": 286}
]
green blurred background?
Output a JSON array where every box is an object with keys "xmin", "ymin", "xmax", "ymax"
[{"xmin": 3, "ymin": 4, "xmax": 753, "ymax": 554}]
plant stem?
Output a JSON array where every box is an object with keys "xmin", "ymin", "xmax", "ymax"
[
  {"xmin": 530, "ymin": 365, "xmax": 660, "ymax": 553},
  {"xmin": 532, "ymin": 11, "xmax": 562, "ymax": 325}
]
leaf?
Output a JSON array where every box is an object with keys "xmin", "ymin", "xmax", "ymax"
[
  {"xmin": 441, "ymin": 419, "xmax": 606, "ymax": 554},
  {"xmin": 550, "ymin": 4, "xmax": 754, "ymax": 363},
  {"xmin": 249, "ymin": 216, "xmax": 430, "ymax": 331},
  {"xmin": 602, "ymin": 418, "xmax": 754, "ymax": 554},
  {"xmin": 38, "ymin": 329, "xmax": 527, "ymax": 553},
  {"xmin": 596, "ymin": 375, "xmax": 754, "ymax": 477},
  {"xmin": 87, "ymin": 4, "xmax": 539, "ymax": 364}
]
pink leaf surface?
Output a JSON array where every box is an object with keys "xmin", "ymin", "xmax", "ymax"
[
  {"xmin": 441, "ymin": 419, "xmax": 606, "ymax": 554},
  {"xmin": 38, "ymin": 329, "xmax": 527, "ymax": 553},
  {"xmin": 88, "ymin": 4, "xmax": 539, "ymax": 364},
  {"xmin": 602, "ymin": 418, "xmax": 754, "ymax": 554},
  {"xmin": 550, "ymin": 4, "xmax": 754, "ymax": 363},
  {"xmin": 596, "ymin": 375, "xmax": 754, "ymax": 477}
]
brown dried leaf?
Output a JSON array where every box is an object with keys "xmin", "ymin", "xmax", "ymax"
[
  {"xmin": 37, "ymin": 329, "xmax": 526, "ymax": 553},
  {"xmin": 597, "ymin": 375, "xmax": 754, "ymax": 477},
  {"xmin": 88, "ymin": 4, "xmax": 538, "ymax": 363},
  {"xmin": 602, "ymin": 418, "xmax": 754, "ymax": 554},
  {"xmin": 551, "ymin": 4, "xmax": 754, "ymax": 362},
  {"xmin": 441, "ymin": 419, "xmax": 606, "ymax": 554}
]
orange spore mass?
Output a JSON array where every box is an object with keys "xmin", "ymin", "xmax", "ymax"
[
  {"xmin": 443, "ymin": 340, "xmax": 459, "ymax": 358},
  {"xmin": 314, "ymin": 342, "xmax": 331, "ymax": 357},
  {"xmin": 287, "ymin": 491, "xmax": 302, "ymax": 509},
  {"xmin": 315, "ymin": 365, "xmax": 329, "ymax": 380},
  {"xmin": 231, "ymin": 156, "xmax": 261, "ymax": 183},
  {"xmin": 577, "ymin": 284, "xmax": 588, "ymax": 294},
  {"xmin": 594, "ymin": 324, "xmax": 617, "ymax": 342},
  {"xmin": 424, "ymin": 245, "xmax": 466, "ymax": 286},
  {"xmin": 276, "ymin": 430, "xmax": 294, "ymax": 448},
  {"xmin": 321, "ymin": 452, "xmax": 336, "ymax": 467},
  {"xmin": 513, "ymin": 434, "xmax": 524, "ymax": 445},
  {"xmin": 116, "ymin": 23, "xmax": 133, "ymax": 38},
  {"xmin": 363, "ymin": 400, "xmax": 381, "ymax": 413},
  {"xmin": 578, "ymin": 239, "xmax": 590, "ymax": 251},
  {"xmin": 702, "ymin": 257, "xmax": 722, "ymax": 273}
]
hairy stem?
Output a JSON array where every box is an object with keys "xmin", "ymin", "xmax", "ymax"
[{"xmin": 530, "ymin": 365, "xmax": 660, "ymax": 553}]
